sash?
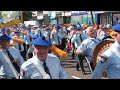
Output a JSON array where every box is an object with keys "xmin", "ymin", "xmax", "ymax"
[
  {"xmin": 110, "ymin": 47, "xmax": 120, "ymax": 59},
  {"xmin": 33, "ymin": 56, "xmax": 50, "ymax": 79}
]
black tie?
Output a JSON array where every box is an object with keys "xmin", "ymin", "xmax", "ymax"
[
  {"xmin": 80, "ymin": 34, "xmax": 83, "ymax": 42},
  {"xmin": 57, "ymin": 36, "xmax": 60, "ymax": 45},
  {"xmin": 18, "ymin": 44, "xmax": 21, "ymax": 51},
  {"xmin": 30, "ymin": 35, "xmax": 32, "ymax": 42},
  {"xmin": 43, "ymin": 62, "xmax": 52, "ymax": 79},
  {"xmin": 49, "ymin": 35, "xmax": 51, "ymax": 42},
  {"xmin": 6, "ymin": 50, "xmax": 20, "ymax": 73},
  {"xmin": 40, "ymin": 31, "xmax": 42, "ymax": 37}
]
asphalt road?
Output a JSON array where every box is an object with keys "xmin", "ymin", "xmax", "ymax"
[{"xmin": 61, "ymin": 53, "xmax": 92, "ymax": 79}]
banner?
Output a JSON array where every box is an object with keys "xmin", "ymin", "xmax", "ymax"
[
  {"xmin": 0, "ymin": 11, "xmax": 23, "ymax": 28},
  {"xmin": 71, "ymin": 11, "xmax": 88, "ymax": 16}
]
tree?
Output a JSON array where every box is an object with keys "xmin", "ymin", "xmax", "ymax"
[{"xmin": 23, "ymin": 11, "xmax": 32, "ymax": 21}]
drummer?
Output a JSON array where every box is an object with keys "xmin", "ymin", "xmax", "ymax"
[{"xmin": 92, "ymin": 24, "xmax": 120, "ymax": 79}]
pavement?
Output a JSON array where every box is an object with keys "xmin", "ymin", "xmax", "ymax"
[{"xmin": 61, "ymin": 52, "xmax": 92, "ymax": 79}]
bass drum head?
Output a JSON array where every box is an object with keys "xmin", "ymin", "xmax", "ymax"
[{"xmin": 92, "ymin": 38, "xmax": 115, "ymax": 68}]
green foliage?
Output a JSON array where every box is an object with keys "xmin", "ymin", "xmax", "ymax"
[{"xmin": 23, "ymin": 11, "xmax": 32, "ymax": 21}]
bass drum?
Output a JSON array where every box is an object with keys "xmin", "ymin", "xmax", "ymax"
[{"xmin": 92, "ymin": 38, "xmax": 115, "ymax": 79}]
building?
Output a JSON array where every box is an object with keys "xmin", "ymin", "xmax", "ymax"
[
  {"xmin": 94, "ymin": 11, "xmax": 120, "ymax": 25},
  {"xmin": 70, "ymin": 11, "xmax": 97, "ymax": 25}
]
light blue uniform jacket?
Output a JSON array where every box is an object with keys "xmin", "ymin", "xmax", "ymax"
[
  {"xmin": 71, "ymin": 33, "xmax": 87, "ymax": 48},
  {"xmin": 20, "ymin": 53, "xmax": 68, "ymax": 79},
  {"xmin": 0, "ymin": 47, "xmax": 25, "ymax": 78},
  {"xmin": 92, "ymin": 41, "xmax": 120, "ymax": 79},
  {"xmin": 77, "ymin": 37, "xmax": 101, "ymax": 62}
]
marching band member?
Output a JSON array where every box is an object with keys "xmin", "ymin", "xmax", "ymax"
[
  {"xmin": 24, "ymin": 27, "xmax": 33, "ymax": 59},
  {"xmin": 51, "ymin": 25, "xmax": 62, "ymax": 50},
  {"xmin": 37, "ymin": 24, "xmax": 45, "ymax": 38},
  {"xmin": 0, "ymin": 28, "xmax": 5, "ymax": 35},
  {"xmin": 27, "ymin": 35, "xmax": 38, "ymax": 57},
  {"xmin": 92, "ymin": 24, "xmax": 120, "ymax": 79},
  {"xmin": 5, "ymin": 28, "xmax": 14, "ymax": 37},
  {"xmin": 32, "ymin": 25, "xmax": 38, "ymax": 37},
  {"xmin": 59, "ymin": 23, "xmax": 67, "ymax": 51},
  {"xmin": 0, "ymin": 34, "xmax": 25, "ymax": 79},
  {"xmin": 20, "ymin": 36, "xmax": 68, "ymax": 79},
  {"xmin": 43, "ymin": 27, "xmax": 52, "ymax": 43},
  {"xmin": 76, "ymin": 26, "xmax": 102, "ymax": 74},
  {"xmin": 11, "ymin": 29, "xmax": 26, "ymax": 61},
  {"xmin": 70, "ymin": 25, "xmax": 77, "ymax": 59},
  {"xmin": 71, "ymin": 26, "xmax": 87, "ymax": 74},
  {"xmin": 71, "ymin": 26, "xmax": 87, "ymax": 50}
]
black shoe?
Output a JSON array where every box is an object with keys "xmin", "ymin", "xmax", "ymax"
[
  {"xmin": 76, "ymin": 63, "xmax": 81, "ymax": 71},
  {"xmin": 72, "ymin": 57, "xmax": 75, "ymax": 59},
  {"xmin": 82, "ymin": 71, "xmax": 86, "ymax": 75}
]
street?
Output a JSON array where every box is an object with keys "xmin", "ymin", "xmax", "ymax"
[{"xmin": 61, "ymin": 53, "xmax": 92, "ymax": 79}]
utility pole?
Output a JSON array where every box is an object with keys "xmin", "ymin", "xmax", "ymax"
[{"xmin": 90, "ymin": 11, "xmax": 95, "ymax": 25}]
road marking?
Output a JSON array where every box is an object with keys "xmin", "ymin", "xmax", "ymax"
[
  {"xmin": 72, "ymin": 76, "xmax": 81, "ymax": 79},
  {"xmin": 61, "ymin": 60, "xmax": 78, "ymax": 62}
]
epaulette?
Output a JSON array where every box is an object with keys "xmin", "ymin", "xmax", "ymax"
[{"xmin": 99, "ymin": 55, "xmax": 108, "ymax": 63}]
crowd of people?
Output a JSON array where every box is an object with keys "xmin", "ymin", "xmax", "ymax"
[{"xmin": 0, "ymin": 21, "xmax": 120, "ymax": 79}]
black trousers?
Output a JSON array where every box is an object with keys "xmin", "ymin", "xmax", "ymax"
[
  {"xmin": 78, "ymin": 54, "xmax": 85, "ymax": 72},
  {"xmin": 54, "ymin": 45, "xmax": 61, "ymax": 59},
  {"xmin": 20, "ymin": 51, "xmax": 26, "ymax": 61},
  {"xmin": 78, "ymin": 54, "xmax": 95, "ymax": 72},
  {"xmin": 26, "ymin": 44, "xmax": 33, "ymax": 59},
  {"xmin": 61, "ymin": 38, "xmax": 67, "ymax": 50},
  {"xmin": 72, "ymin": 43, "xmax": 75, "ymax": 59},
  {"xmin": 20, "ymin": 43, "xmax": 27, "ymax": 61},
  {"xmin": 55, "ymin": 45, "xmax": 61, "ymax": 49}
]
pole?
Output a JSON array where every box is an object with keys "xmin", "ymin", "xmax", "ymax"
[
  {"xmin": 90, "ymin": 11, "xmax": 95, "ymax": 25},
  {"xmin": 20, "ymin": 11, "xmax": 23, "ymax": 23}
]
